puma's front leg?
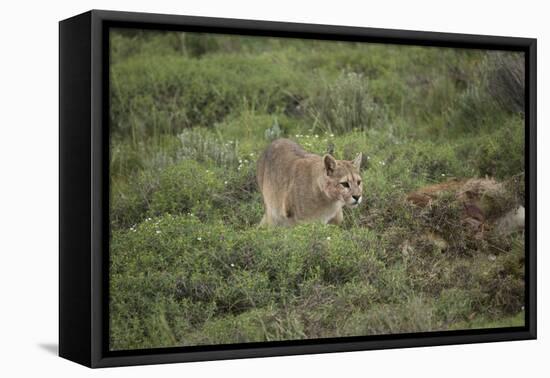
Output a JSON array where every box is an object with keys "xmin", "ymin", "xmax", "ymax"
[{"xmin": 328, "ymin": 209, "xmax": 343, "ymax": 225}]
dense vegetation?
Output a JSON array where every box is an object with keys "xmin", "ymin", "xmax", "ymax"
[{"xmin": 108, "ymin": 29, "xmax": 525, "ymax": 350}]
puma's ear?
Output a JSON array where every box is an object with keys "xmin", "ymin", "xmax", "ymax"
[
  {"xmin": 352, "ymin": 152, "xmax": 362, "ymax": 170},
  {"xmin": 323, "ymin": 154, "xmax": 337, "ymax": 176}
]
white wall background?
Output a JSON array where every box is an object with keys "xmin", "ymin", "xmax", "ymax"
[{"xmin": 0, "ymin": 0, "xmax": 546, "ymax": 376}]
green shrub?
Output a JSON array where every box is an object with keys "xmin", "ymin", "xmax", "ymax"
[
  {"xmin": 306, "ymin": 72, "xmax": 387, "ymax": 135},
  {"xmin": 177, "ymin": 128, "xmax": 240, "ymax": 167},
  {"xmin": 149, "ymin": 160, "xmax": 225, "ymax": 219},
  {"xmin": 110, "ymin": 53, "xmax": 305, "ymax": 140},
  {"xmin": 445, "ymin": 52, "xmax": 525, "ymax": 135},
  {"xmin": 183, "ymin": 32, "xmax": 220, "ymax": 57},
  {"xmin": 110, "ymin": 169, "xmax": 159, "ymax": 229},
  {"xmin": 471, "ymin": 117, "xmax": 524, "ymax": 178},
  {"xmin": 446, "ymin": 83, "xmax": 503, "ymax": 133},
  {"xmin": 486, "ymin": 52, "xmax": 525, "ymax": 114},
  {"xmin": 110, "ymin": 205, "xmax": 525, "ymax": 350},
  {"xmin": 436, "ymin": 288, "xmax": 475, "ymax": 324},
  {"xmin": 341, "ymin": 297, "xmax": 437, "ymax": 335},
  {"xmin": 110, "ymin": 29, "xmax": 186, "ymax": 65}
]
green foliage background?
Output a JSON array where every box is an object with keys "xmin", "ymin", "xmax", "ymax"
[{"xmin": 109, "ymin": 29, "xmax": 526, "ymax": 350}]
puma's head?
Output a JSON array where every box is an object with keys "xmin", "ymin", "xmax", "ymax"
[{"xmin": 322, "ymin": 153, "xmax": 363, "ymax": 208}]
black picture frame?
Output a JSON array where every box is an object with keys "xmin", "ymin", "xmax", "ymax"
[{"xmin": 59, "ymin": 9, "xmax": 537, "ymax": 368}]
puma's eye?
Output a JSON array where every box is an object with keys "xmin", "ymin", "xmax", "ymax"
[
  {"xmin": 340, "ymin": 182, "xmax": 350, "ymax": 188},
  {"xmin": 357, "ymin": 180, "xmax": 362, "ymax": 185}
]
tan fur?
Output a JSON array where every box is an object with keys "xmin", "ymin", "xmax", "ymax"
[
  {"xmin": 406, "ymin": 178, "xmax": 466, "ymax": 207},
  {"xmin": 257, "ymin": 138, "xmax": 363, "ymax": 227},
  {"xmin": 406, "ymin": 177, "xmax": 524, "ymax": 238}
]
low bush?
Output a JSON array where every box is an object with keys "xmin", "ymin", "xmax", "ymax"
[
  {"xmin": 177, "ymin": 128, "xmax": 240, "ymax": 168},
  {"xmin": 149, "ymin": 160, "xmax": 225, "ymax": 220},
  {"xmin": 486, "ymin": 52, "xmax": 525, "ymax": 114},
  {"xmin": 445, "ymin": 52, "xmax": 525, "ymax": 135},
  {"xmin": 110, "ymin": 53, "xmax": 306, "ymax": 140},
  {"xmin": 110, "ymin": 208, "xmax": 524, "ymax": 349},
  {"xmin": 470, "ymin": 117, "xmax": 525, "ymax": 178},
  {"xmin": 306, "ymin": 72, "xmax": 387, "ymax": 135}
]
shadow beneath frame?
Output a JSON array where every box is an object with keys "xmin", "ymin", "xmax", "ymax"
[{"xmin": 38, "ymin": 343, "xmax": 58, "ymax": 355}]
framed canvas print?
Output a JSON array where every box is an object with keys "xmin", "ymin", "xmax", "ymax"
[{"xmin": 59, "ymin": 10, "xmax": 536, "ymax": 368}]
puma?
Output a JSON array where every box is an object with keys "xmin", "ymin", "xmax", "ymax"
[{"xmin": 256, "ymin": 138, "xmax": 363, "ymax": 227}]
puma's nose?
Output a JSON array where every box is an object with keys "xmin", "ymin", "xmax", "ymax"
[{"xmin": 352, "ymin": 195, "xmax": 361, "ymax": 203}]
